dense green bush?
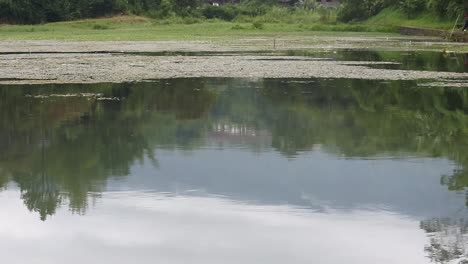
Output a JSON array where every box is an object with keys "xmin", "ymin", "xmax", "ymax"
[
  {"xmin": 200, "ymin": 4, "xmax": 268, "ymax": 21},
  {"xmin": 429, "ymin": 0, "xmax": 465, "ymax": 19},
  {"xmin": 0, "ymin": 0, "xmax": 125, "ymax": 23},
  {"xmin": 144, "ymin": 0, "xmax": 171, "ymax": 18},
  {"xmin": 0, "ymin": 0, "xmax": 171, "ymax": 23},
  {"xmin": 201, "ymin": 5, "xmax": 237, "ymax": 20},
  {"xmin": 0, "ymin": 0, "xmax": 465, "ymax": 25},
  {"xmin": 0, "ymin": 0, "xmax": 272, "ymax": 23},
  {"xmin": 337, "ymin": 0, "xmax": 393, "ymax": 22},
  {"xmin": 338, "ymin": 0, "xmax": 464, "ymax": 22},
  {"xmin": 399, "ymin": 0, "xmax": 426, "ymax": 18},
  {"xmin": 252, "ymin": 20, "xmax": 264, "ymax": 29}
]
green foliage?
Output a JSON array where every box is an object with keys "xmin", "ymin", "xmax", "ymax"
[
  {"xmin": 338, "ymin": 0, "xmax": 463, "ymax": 22},
  {"xmin": 0, "ymin": 0, "xmax": 278, "ymax": 24},
  {"xmin": 295, "ymin": 0, "xmax": 318, "ymax": 11},
  {"xmin": 182, "ymin": 16, "xmax": 202, "ymax": 24},
  {"xmin": 2, "ymin": 4, "xmax": 465, "ymax": 39},
  {"xmin": 0, "ymin": 0, "xmax": 465, "ymax": 27},
  {"xmin": 366, "ymin": 7, "xmax": 454, "ymax": 30},
  {"xmin": 0, "ymin": 0, "xmax": 180, "ymax": 24},
  {"xmin": 316, "ymin": 5, "xmax": 332, "ymax": 22},
  {"xmin": 399, "ymin": 0, "xmax": 426, "ymax": 18},
  {"xmin": 200, "ymin": 3, "xmax": 269, "ymax": 22},
  {"xmin": 92, "ymin": 23, "xmax": 111, "ymax": 29},
  {"xmin": 145, "ymin": 0, "xmax": 172, "ymax": 18},
  {"xmin": 171, "ymin": 0, "xmax": 200, "ymax": 16},
  {"xmin": 338, "ymin": 0, "xmax": 393, "ymax": 22},
  {"xmin": 202, "ymin": 5, "xmax": 237, "ymax": 21},
  {"xmin": 231, "ymin": 23, "xmax": 246, "ymax": 30},
  {"xmin": 427, "ymin": 0, "xmax": 464, "ymax": 19},
  {"xmin": 252, "ymin": 20, "xmax": 264, "ymax": 29}
]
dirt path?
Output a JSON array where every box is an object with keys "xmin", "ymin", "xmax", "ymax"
[{"xmin": 1, "ymin": 38, "xmax": 468, "ymax": 84}]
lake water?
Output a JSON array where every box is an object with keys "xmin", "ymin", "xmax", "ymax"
[
  {"xmin": 1, "ymin": 78, "xmax": 468, "ymax": 263},
  {"xmin": 122, "ymin": 49, "xmax": 468, "ymax": 73}
]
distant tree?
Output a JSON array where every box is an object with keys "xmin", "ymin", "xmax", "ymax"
[
  {"xmin": 171, "ymin": 0, "xmax": 200, "ymax": 15},
  {"xmin": 337, "ymin": 0, "xmax": 393, "ymax": 22}
]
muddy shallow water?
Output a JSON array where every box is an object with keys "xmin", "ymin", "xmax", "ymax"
[{"xmin": 0, "ymin": 37, "xmax": 468, "ymax": 85}]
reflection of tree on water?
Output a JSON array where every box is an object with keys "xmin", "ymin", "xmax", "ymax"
[
  {"xmin": 0, "ymin": 80, "xmax": 217, "ymax": 220},
  {"xmin": 2, "ymin": 78, "xmax": 468, "ymax": 223},
  {"xmin": 421, "ymin": 218, "xmax": 468, "ymax": 264},
  {"xmin": 286, "ymin": 50, "xmax": 468, "ymax": 73},
  {"xmin": 442, "ymin": 169, "xmax": 468, "ymax": 207},
  {"xmin": 260, "ymin": 79, "xmax": 468, "ymax": 159},
  {"xmin": 19, "ymin": 128, "xmax": 61, "ymax": 221},
  {"xmin": 259, "ymin": 79, "xmax": 468, "ymax": 263}
]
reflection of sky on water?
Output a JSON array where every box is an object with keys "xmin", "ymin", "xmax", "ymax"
[
  {"xmin": 0, "ymin": 189, "xmax": 430, "ymax": 264},
  {"xmin": 2, "ymin": 78, "xmax": 468, "ymax": 263},
  {"xmin": 109, "ymin": 148, "xmax": 466, "ymax": 220}
]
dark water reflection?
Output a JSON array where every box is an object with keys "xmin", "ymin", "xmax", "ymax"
[
  {"xmin": 1, "ymin": 78, "xmax": 468, "ymax": 263},
  {"xmin": 286, "ymin": 50, "xmax": 468, "ymax": 73},
  {"xmin": 89, "ymin": 49, "xmax": 468, "ymax": 73}
]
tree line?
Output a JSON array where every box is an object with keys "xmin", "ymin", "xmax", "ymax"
[
  {"xmin": 0, "ymin": 0, "xmax": 465, "ymax": 24},
  {"xmin": 338, "ymin": 0, "xmax": 466, "ymax": 22},
  {"xmin": 0, "ymin": 0, "xmax": 201, "ymax": 24},
  {"xmin": 0, "ymin": 0, "xmax": 274, "ymax": 24}
]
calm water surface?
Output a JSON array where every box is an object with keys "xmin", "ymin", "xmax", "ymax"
[
  {"xmin": 285, "ymin": 49, "xmax": 468, "ymax": 73},
  {"xmin": 1, "ymin": 78, "xmax": 468, "ymax": 263}
]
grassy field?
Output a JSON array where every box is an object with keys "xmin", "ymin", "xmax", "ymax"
[
  {"xmin": 0, "ymin": 7, "xmax": 461, "ymax": 41},
  {"xmin": 366, "ymin": 8, "xmax": 456, "ymax": 30},
  {"xmin": 0, "ymin": 14, "xmax": 398, "ymax": 41}
]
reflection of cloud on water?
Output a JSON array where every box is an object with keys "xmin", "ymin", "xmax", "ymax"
[{"xmin": 0, "ymin": 190, "xmax": 430, "ymax": 264}]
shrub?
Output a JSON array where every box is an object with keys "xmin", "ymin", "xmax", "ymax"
[
  {"xmin": 171, "ymin": 0, "xmax": 200, "ymax": 16},
  {"xmin": 337, "ymin": 0, "xmax": 393, "ymax": 22},
  {"xmin": 182, "ymin": 16, "xmax": 202, "ymax": 24},
  {"xmin": 427, "ymin": 0, "xmax": 464, "ymax": 19},
  {"xmin": 316, "ymin": 5, "xmax": 332, "ymax": 23},
  {"xmin": 145, "ymin": 0, "xmax": 172, "ymax": 18},
  {"xmin": 201, "ymin": 5, "xmax": 236, "ymax": 21},
  {"xmin": 399, "ymin": 0, "xmax": 426, "ymax": 18},
  {"xmin": 92, "ymin": 24, "xmax": 111, "ymax": 30},
  {"xmin": 252, "ymin": 20, "xmax": 264, "ymax": 29},
  {"xmin": 231, "ymin": 24, "xmax": 246, "ymax": 30}
]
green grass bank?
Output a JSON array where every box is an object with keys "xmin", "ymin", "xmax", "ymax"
[{"xmin": 0, "ymin": 7, "xmax": 464, "ymax": 41}]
